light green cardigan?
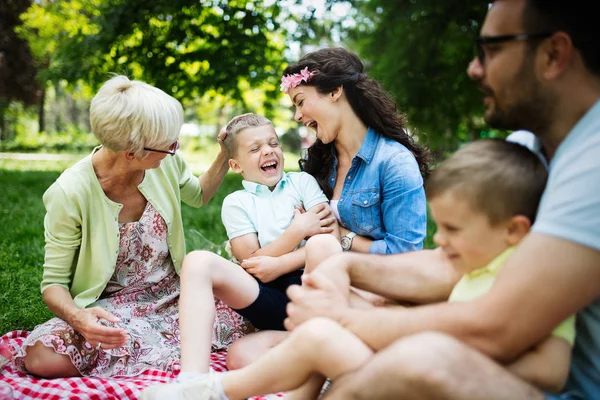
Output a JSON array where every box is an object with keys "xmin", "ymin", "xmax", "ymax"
[{"xmin": 41, "ymin": 148, "xmax": 203, "ymax": 309}]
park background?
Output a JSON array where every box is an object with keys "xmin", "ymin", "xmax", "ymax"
[{"xmin": 1, "ymin": 0, "xmax": 508, "ymax": 334}]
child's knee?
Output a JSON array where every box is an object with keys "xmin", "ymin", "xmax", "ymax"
[
  {"xmin": 293, "ymin": 317, "xmax": 345, "ymax": 348},
  {"xmin": 181, "ymin": 250, "xmax": 219, "ymax": 279},
  {"xmin": 305, "ymin": 234, "xmax": 339, "ymax": 251}
]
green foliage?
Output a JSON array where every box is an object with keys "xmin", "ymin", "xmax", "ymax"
[
  {"xmin": 0, "ymin": 0, "xmax": 40, "ymax": 106},
  {"xmin": 0, "ymin": 126, "xmax": 98, "ymax": 153},
  {"xmin": 19, "ymin": 0, "xmax": 286, "ymax": 107},
  {"xmin": 280, "ymin": 127, "xmax": 302, "ymax": 154},
  {"xmin": 335, "ymin": 0, "xmax": 505, "ymax": 154},
  {"xmin": 0, "ymin": 0, "xmax": 40, "ymax": 139}
]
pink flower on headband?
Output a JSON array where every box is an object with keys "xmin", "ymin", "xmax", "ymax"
[{"xmin": 280, "ymin": 67, "xmax": 318, "ymax": 93}]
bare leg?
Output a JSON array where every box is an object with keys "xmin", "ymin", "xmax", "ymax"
[
  {"xmin": 283, "ymin": 374, "xmax": 327, "ymax": 400},
  {"xmin": 222, "ymin": 318, "xmax": 373, "ymax": 400},
  {"xmin": 227, "ymin": 234, "xmax": 343, "ymax": 370},
  {"xmin": 304, "ymin": 234, "xmax": 342, "ymax": 274},
  {"xmin": 226, "ymin": 330, "xmax": 289, "ymax": 370},
  {"xmin": 324, "ymin": 331, "xmax": 545, "ymax": 400},
  {"xmin": 180, "ymin": 250, "xmax": 261, "ymax": 373},
  {"xmin": 348, "ymin": 288, "xmax": 395, "ymax": 309},
  {"xmin": 23, "ymin": 341, "xmax": 81, "ymax": 378}
]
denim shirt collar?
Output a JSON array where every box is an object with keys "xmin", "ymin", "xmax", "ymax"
[
  {"xmin": 355, "ymin": 127, "xmax": 379, "ymax": 164},
  {"xmin": 331, "ymin": 127, "xmax": 379, "ymax": 170},
  {"xmin": 242, "ymin": 172, "xmax": 288, "ymax": 194}
]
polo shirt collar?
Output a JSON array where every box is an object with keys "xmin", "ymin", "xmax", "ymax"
[
  {"xmin": 465, "ymin": 246, "xmax": 516, "ymax": 279},
  {"xmin": 242, "ymin": 172, "xmax": 288, "ymax": 194}
]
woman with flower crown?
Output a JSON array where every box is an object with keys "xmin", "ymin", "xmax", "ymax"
[
  {"xmin": 280, "ymin": 47, "xmax": 428, "ymax": 255},
  {"xmin": 226, "ymin": 45, "xmax": 430, "ymax": 362}
]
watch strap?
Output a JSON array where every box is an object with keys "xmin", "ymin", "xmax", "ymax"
[{"xmin": 341, "ymin": 231, "xmax": 357, "ymax": 251}]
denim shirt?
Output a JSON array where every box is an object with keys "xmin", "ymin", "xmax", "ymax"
[{"xmin": 329, "ymin": 128, "xmax": 427, "ymax": 254}]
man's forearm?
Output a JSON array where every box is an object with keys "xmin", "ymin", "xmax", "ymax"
[
  {"xmin": 344, "ymin": 249, "xmax": 460, "ymax": 304},
  {"xmin": 337, "ymin": 299, "xmax": 507, "ymax": 357}
]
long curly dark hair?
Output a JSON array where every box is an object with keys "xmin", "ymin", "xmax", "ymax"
[{"xmin": 283, "ymin": 47, "xmax": 430, "ymax": 199}]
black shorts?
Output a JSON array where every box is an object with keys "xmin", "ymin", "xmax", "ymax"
[{"xmin": 233, "ymin": 270, "xmax": 303, "ymax": 331}]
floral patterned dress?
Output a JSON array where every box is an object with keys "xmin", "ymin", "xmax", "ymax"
[{"xmin": 14, "ymin": 203, "xmax": 255, "ymax": 378}]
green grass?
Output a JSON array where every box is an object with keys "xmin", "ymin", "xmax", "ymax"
[{"xmin": 0, "ymin": 157, "xmax": 435, "ymax": 334}]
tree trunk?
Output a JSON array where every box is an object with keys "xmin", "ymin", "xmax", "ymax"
[
  {"xmin": 38, "ymin": 85, "xmax": 46, "ymax": 134},
  {"xmin": 0, "ymin": 100, "xmax": 7, "ymax": 142},
  {"xmin": 68, "ymin": 92, "xmax": 79, "ymax": 127}
]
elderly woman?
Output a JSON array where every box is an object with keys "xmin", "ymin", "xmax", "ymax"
[{"xmin": 14, "ymin": 75, "xmax": 229, "ymax": 378}]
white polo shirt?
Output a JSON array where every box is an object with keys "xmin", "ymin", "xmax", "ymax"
[{"xmin": 221, "ymin": 171, "xmax": 329, "ymax": 248}]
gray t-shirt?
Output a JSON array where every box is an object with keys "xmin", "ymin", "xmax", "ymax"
[{"xmin": 511, "ymin": 101, "xmax": 600, "ymax": 398}]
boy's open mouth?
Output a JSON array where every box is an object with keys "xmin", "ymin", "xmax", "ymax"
[{"xmin": 261, "ymin": 160, "xmax": 278, "ymax": 172}]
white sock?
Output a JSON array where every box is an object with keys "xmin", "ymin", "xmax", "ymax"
[
  {"xmin": 212, "ymin": 372, "xmax": 229, "ymax": 400},
  {"xmin": 176, "ymin": 371, "xmax": 203, "ymax": 383}
]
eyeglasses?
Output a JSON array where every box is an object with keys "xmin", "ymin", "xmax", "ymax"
[
  {"xmin": 144, "ymin": 139, "xmax": 180, "ymax": 156},
  {"xmin": 475, "ymin": 32, "xmax": 554, "ymax": 65}
]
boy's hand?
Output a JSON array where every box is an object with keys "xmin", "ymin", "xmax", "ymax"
[
  {"xmin": 291, "ymin": 203, "xmax": 335, "ymax": 238},
  {"xmin": 242, "ymin": 256, "xmax": 282, "ymax": 283}
]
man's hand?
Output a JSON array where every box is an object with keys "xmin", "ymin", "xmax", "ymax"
[
  {"xmin": 291, "ymin": 203, "xmax": 336, "ymax": 238},
  {"xmin": 284, "ymin": 271, "xmax": 350, "ymax": 331},
  {"xmin": 242, "ymin": 256, "xmax": 282, "ymax": 283},
  {"xmin": 69, "ymin": 307, "xmax": 129, "ymax": 350}
]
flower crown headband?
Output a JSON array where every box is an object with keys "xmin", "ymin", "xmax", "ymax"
[{"xmin": 280, "ymin": 67, "xmax": 318, "ymax": 94}]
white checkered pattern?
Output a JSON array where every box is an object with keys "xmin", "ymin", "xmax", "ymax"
[{"xmin": 0, "ymin": 331, "xmax": 283, "ymax": 400}]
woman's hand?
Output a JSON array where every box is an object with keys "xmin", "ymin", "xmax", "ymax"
[
  {"xmin": 69, "ymin": 307, "xmax": 128, "ymax": 350},
  {"xmin": 242, "ymin": 256, "xmax": 282, "ymax": 283},
  {"xmin": 217, "ymin": 113, "xmax": 252, "ymax": 151},
  {"xmin": 291, "ymin": 203, "xmax": 336, "ymax": 238}
]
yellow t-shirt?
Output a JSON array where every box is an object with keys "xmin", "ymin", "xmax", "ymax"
[{"xmin": 448, "ymin": 247, "xmax": 576, "ymax": 346}]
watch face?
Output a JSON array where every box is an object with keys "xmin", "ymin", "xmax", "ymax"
[{"xmin": 341, "ymin": 237, "xmax": 350, "ymax": 250}]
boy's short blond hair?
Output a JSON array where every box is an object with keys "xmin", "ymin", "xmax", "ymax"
[
  {"xmin": 223, "ymin": 114, "xmax": 273, "ymax": 158},
  {"xmin": 426, "ymin": 139, "xmax": 548, "ymax": 224},
  {"xmin": 90, "ymin": 75, "xmax": 183, "ymax": 158}
]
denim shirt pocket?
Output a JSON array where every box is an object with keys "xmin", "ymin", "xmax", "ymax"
[{"xmin": 351, "ymin": 190, "xmax": 382, "ymax": 234}]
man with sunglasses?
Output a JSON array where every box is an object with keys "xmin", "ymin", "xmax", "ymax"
[{"xmin": 283, "ymin": 0, "xmax": 600, "ymax": 399}]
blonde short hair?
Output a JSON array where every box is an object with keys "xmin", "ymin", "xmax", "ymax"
[
  {"xmin": 223, "ymin": 114, "xmax": 273, "ymax": 158},
  {"xmin": 426, "ymin": 139, "xmax": 548, "ymax": 224},
  {"xmin": 90, "ymin": 75, "xmax": 183, "ymax": 158}
]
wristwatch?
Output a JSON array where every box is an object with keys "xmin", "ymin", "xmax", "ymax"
[{"xmin": 341, "ymin": 232, "xmax": 357, "ymax": 252}]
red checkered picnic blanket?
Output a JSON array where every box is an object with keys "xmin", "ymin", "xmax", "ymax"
[{"xmin": 0, "ymin": 331, "xmax": 283, "ymax": 400}]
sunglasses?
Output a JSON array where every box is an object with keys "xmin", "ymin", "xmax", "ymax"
[
  {"xmin": 144, "ymin": 139, "xmax": 180, "ymax": 156},
  {"xmin": 475, "ymin": 32, "xmax": 554, "ymax": 64}
]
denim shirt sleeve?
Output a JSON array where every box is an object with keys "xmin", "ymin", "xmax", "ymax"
[{"xmin": 369, "ymin": 151, "xmax": 427, "ymax": 254}]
